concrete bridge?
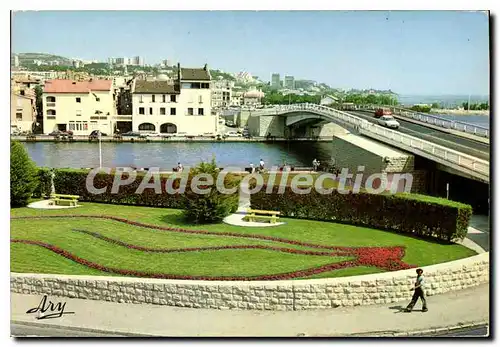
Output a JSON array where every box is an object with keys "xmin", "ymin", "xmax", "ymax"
[{"xmin": 247, "ymin": 103, "xmax": 489, "ymax": 184}]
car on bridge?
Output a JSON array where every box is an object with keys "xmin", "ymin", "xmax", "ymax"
[
  {"xmin": 374, "ymin": 108, "xmax": 392, "ymax": 118},
  {"xmin": 377, "ymin": 115, "xmax": 400, "ymax": 129}
]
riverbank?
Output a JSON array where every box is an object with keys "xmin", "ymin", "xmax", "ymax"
[
  {"xmin": 12, "ymin": 135, "xmax": 333, "ymax": 143},
  {"xmin": 431, "ymin": 109, "xmax": 489, "ymax": 116}
]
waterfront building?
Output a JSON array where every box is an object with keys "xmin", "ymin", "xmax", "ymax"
[
  {"xmin": 11, "ymin": 89, "xmax": 37, "ymax": 133},
  {"xmin": 42, "ymin": 79, "xmax": 115, "ymax": 135},
  {"xmin": 271, "ymin": 73, "xmax": 281, "ymax": 89},
  {"xmin": 284, "ymin": 75, "xmax": 295, "ymax": 89},
  {"xmin": 212, "ymin": 79, "xmax": 234, "ymax": 110},
  {"xmin": 131, "ymin": 63, "xmax": 215, "ymax": 135}
]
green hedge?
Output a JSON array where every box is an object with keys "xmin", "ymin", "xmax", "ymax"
[
  {"xmin": 32, "ymin": 168, "xmax": 53, "ymax": 198},
  {"xmin": 51, "ymin": 168, "xmax": 240, "ymax": 209},
  {"xmin": 250, "ymin": 186, "xmax": 472, "ymax": 242}
]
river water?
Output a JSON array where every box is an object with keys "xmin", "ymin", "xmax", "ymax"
[
  {"xmin": 429, "ymin": 114, "xmax": 490, "ymax": 129},
  {"xmin": 23, "ymin": 141, "xmax": 336, "ymax": 169}
]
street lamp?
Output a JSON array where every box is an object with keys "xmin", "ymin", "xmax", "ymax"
[{"xmin": 95, "ymin": 110, "xmax": 103, "ymax": 168}]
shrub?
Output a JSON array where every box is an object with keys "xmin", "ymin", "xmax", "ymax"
[
  {"xmin": 182, "ymin": 159, "xmax": 239, "ymax": 224},
  {"xmin": 32, "ymin": 167, "xmax": 53, "ymax": 198},
  {"xmin": 10, "ymin": 141, "xmax": 38, "ymax": 207},
  {"xmin": 251, "ymin": 186, "xmax": 472, "ymax": 242}
]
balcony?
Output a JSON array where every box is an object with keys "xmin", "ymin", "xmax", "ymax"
[
  {"xmin": 47, "ymin": 116, "xmax": 56, "ymax": 120},
  {"xmin": 47, "ymin": 102, "xmax": 56, "ymax": 107},
  {"xmin": 113, "ymin": 115, "xmax": 133, "ymax": 121}
]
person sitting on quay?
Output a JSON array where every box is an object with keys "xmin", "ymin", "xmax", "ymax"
[
  {"xmin": 259, "ymin": 159, "xmax": 265, "ymax": 173},
  {"xmin": 177, "ymin": 162, "xmax": 183, "ymax": 173},
  {"xmin": 312, "ymin": 158, "xmax": 320, "ymax": 172}
]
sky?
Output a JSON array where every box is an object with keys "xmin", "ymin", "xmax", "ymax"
[{"xmin": 11, "ymin": 10, "xmax": 490, "ymax": 95}]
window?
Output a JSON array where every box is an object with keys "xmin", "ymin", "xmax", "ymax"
[
  {"xmin": 160, "ymin": 107, "xmax": 166, "ymax": 115},
  {"xmin": 162, "ymin": 95, "xmax": 166, "ymax": 103},
  {"xmin": 47, "ymin": 109, "xmax": 56, "ymax": 115},
  {"xmin": 170, "ymin": 95, "xmax": 176, "ymax": 102},
  {"xmin": 16, "ymin": 112, "xmax": 22, "ymax": 120},
  {"xmin": 199, "ymin": 95, "xmax": 203, "ymax": 103},
  {"xmin": 139, "ymin": 95, "xmax": 143, "ymax": 103},
  {"xmin": 198, "ymin": 108, "xmax": 204, "ymax": 116},
  {"xmin": 46, "ymin": 96, "xmax": 56, "ymax": 102},
  {"xmin": 76, "ymin": 110, "xmax": 82, "ymax": 117},
  {"xmin": 152, "ymin": 95, "xmax": 156, "ymax": 103},
  {"xmin": 188, "ymin": 108, "xmax": 194, "ymax": 115},
  {"xmin": 96, "ymin": 97, "xmax": 100, "ymax": 102},
  {"xmin": 138, "ymin": 123, "xmax": 155, "ymax": 131},
  {"xmin": 91, "ymin": 121, "xmax": 98, "ymax": 130},
  {"xmin": 139, "ymin": 107, "xmax": 145, "ymax": 115},
  {"xmin": 76, "ymin": 97, "xmax": 81, "ymax": 103},
  {"xmin": 170, "ymin": 108, "xmax": 176, "ymax": 115},
  {"xmin": 149, "ymin": 107, "xmax": 153, "ymax": 115}
]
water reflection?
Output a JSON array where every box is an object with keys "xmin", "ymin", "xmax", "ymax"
[{"xmin": 23, "ymin": 141, "xmax": 335, "ymax": 169}]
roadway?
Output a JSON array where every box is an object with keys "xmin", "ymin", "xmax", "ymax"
[
  {"xmin": 10, "ymin": 323, "xmax": 488, "ymax": 337},
  {"xmin": 347, "ymin": 110, "xmax": 490, "ymax": 160}
]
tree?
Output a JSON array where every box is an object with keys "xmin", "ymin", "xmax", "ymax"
[
  {"xmin": 34, "ymin": 85, "xmax": 43, "ymax": 129},
  {"xmin": 10, "ymin": 141, "xmax": 38, "ymax": 207},
  {"xmin": 431, "ymin": 103, "xmax": 440, "ymax": 109},
  {"xmin": 182, "ymin": 158, "xmax": 239, "ymax": 224}
]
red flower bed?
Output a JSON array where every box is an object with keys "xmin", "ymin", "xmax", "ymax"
[{"xmin": 11, "ymin": 215, "xmax": 417, "ymax": 280}]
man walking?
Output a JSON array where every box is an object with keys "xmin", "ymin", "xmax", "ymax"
[
  {"xmin": 405, "ymin": 268, "xmax": 428, "ymax": 312},
  {"xmin": 259, "ymin": 158, "xmax": 265, "ymax": 172}
]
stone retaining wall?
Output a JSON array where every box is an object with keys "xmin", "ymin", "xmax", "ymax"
[{"xmin": 11, "ymin": 253, "xmax": 488, "ymax": 311}]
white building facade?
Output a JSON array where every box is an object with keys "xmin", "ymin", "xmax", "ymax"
[
  {"xmin": 42, "ymin": 79, "xmax": 115, "ymax": 135},
  {"xmin": 131, "ymin": 64, "xmax": 216, "ymax": 135},
  {"xmin": 211, "ymin": 79, "xmax": 234, "ymax": 110}
]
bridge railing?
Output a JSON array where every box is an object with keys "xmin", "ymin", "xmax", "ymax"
[
  {"xmin": 360, "ymin": 104, "xmax": 490, "ymax": 138},
  {"xmin": 361, "ymin": 122, "xmax": 489, "ymax": 177},
  {"xmin": 256, "ymin": 103, "xmax": 489, "ymax": 178}
]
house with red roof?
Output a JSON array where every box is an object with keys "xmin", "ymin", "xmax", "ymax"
[{"xmin": 42, "ymin": 79, "xmax": 115, "ymax": 135}]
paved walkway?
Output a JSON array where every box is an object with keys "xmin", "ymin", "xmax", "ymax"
[
  {"xmin": 467, "ymin": 215, "xmax": 490, "ymax": 252},
  {"xmin": 224, "ymin": 181, "xmax": 285, "ymax": 227},
  {"xmin": 11, "ymin": 284, "xmax": 488, "ymax": 337}
]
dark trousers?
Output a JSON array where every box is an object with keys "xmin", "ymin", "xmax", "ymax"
[{"xmin": 406, "ymin": 288, "xmax": 427, "ymax": 310}]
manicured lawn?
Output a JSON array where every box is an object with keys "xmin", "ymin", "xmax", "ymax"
[{"xmin": 10, "ymin": 202, "xmax": 476, "ymax": 280}]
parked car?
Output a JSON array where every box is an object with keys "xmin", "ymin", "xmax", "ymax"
[
  {"xmin": 242, "ymin": 130, "xmax": 250, "ymax": 138},
  {"xmin": 144, "ymin": 132, "xmax": 160, "ymax": 138},
  {"xmin": 225, "ymin": 120, "xmax": 235, "ymax": 127},
  {"xmin": 377, "ymin": 115, "xmax": 400, "ymax": 129},
  {"xmin": 226, "ymin": 131, "xmax": 242, "ymax": 137},
  {"xmin": 374, "ymin": 108, "xmax": 392, "ymax": 118},
  {"xmin": 121, "ymin": 131, "xmax": 142, "ymax": 137},
  {"xmin": 89, "ymin": 130, "xmax": 107, "ymax": 137}
]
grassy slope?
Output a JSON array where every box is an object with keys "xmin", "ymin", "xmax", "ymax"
[{"xmin": 10, "ymin": 202, "xmax": 476, "ymax": 279}]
